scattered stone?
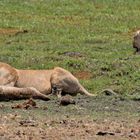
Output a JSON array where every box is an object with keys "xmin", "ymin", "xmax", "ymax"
[
  {"xmin": 96, "ymin": 131, "xmax": 115, "ymax": 136},
  {"xmin": 11, "ymin": 98, "xmax": 37, "ymax": 109},
  {"xmin": 0, "ymin": 104, "xmax": 5, "ymax": 109},
  {"xmin": 60, "ymin": 96, "xmax": 76, "ymax": 106},
  {"xmin": 42, "ymin": 106, "xmax": 48, "ymax": 110},
  {"xmin": 23, "ymin": 98, "xmax": 36, "ymax": 107},
  {"xmin": 15, "ymin": 29, "xmax": 28, "ymax": 36},
  {"xmin": 128, "ymin": 133, "xmax": 137, "ymax": 139},
  {"xmin": 101, "ymin": 89, "xmax": 118, "ymax": 96},
  {"xmin": 62, "ymin": 52, "xmax": 83, "ymax": 57},
  {"xmin": 11, "ymin": 104, "xmax": 23, "ymax": 109},
  {"xmin": 19, "ymin": 119, "xmax": 37, "ymax": 127}
]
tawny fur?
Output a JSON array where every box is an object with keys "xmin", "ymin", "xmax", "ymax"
[
  {"xmin": 133, "ymin": 30, "xmax": 140, "ymax": 54},
  {"xmin": 0, "ymin": 62, "xmax": 94, "ymax": 100},
  {"xmin": 0, "ymin": 86, "xmax": 50, "ymax": 101},
  {"xmin": 50, "ymin": 67, "xmax": 94, "ymax": 97}
]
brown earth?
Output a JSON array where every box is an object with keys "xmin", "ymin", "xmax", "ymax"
[
  {"xmin": 0, "ymin": 94, "xmax": 140, "ymax": 140},
  {"xmin": 74, "ymin": 71, "xmax": 93, "ymax": 80},
  {"xmin": 0, "ymin": 28, "xmax": 28, "ymax": 35}
]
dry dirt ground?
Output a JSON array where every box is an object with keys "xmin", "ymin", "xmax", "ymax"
[{"xmin": 0, "ymin": 94, "xmax": 140, "ymax": 140}]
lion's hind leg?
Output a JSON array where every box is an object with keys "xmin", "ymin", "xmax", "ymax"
[{"xmin": 0, "ymin": 86, "xmax": 50, "ymax": 101}]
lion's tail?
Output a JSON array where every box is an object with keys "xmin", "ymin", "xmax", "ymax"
[{"xmin": 78, "ymin": 84, "xmax": 95, "ymax": 96}]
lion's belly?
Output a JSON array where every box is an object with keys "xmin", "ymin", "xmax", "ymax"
[{"xmin": 15, "ymin": 70, "xmax": 52, "ymax": 94}]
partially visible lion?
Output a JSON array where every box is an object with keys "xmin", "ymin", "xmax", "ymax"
[
  {"xmin": 133, "ymin": 30, "xmax": 140, "ymax": 54},
  {"xmin": 0, "ymin": 62, "xmax": 94, "ymax": 100}
]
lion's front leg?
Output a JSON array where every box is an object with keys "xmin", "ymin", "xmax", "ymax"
[
  {"xmin": 0, "ymin": 86, "xmax": 50, "ymax": 101},
  {"xmin": 51, "ymin": 84, "xmax": 62, "ymax": 98}
]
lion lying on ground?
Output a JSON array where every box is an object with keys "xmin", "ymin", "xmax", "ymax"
[{"xmin": 0, "ymin": 62, "xmax": 94, "ymax": 101}]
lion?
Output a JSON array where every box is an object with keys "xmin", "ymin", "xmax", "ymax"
[
  {"xmin": 133, "ymin": 30, "xmax": 140, "ymax": 54},
  {"xmin": 0, "ymin": 62, "xmax": 94, "ymax": 100}
]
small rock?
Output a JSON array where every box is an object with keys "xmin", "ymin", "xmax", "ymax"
[
  {"xmin": 19, "ymin": 119, "xmax": 37, "ymax": 127},
  {"xmin": 23, "ymin": 98, "xmax": 36, "ymax": 107},
  {"xmin": 96, "ymin": 131, "xmax": 115, "ymax": 136},
  {"xmin": 12, "ymin": 98, "xmax": 37, "ymax": 109},
  {"xmin": 63, "ymin": 52, "xmax": 83, "ymax": 57},
  {"xmin": 60, "ymin": 96, "xmax": 76, "ymax": 106}
]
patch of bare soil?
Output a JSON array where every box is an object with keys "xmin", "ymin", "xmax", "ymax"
[
  {"xmin": 0, "ymin": 28, "xmax": 28, "ymax": 36},
  {"xmin": 0, "ymin": 115, "xmax": 139, "ymax": 140},
  {"xmin": 0, "ymin": 94, "xmax": 140, "ymax": 140},
  {"xmin": 45, "ymin": 118, "xmax": 140, "ymax": 140},
  {"xmin": 74, "ymin": 71, "xmax": 93, "ymax": 80}
]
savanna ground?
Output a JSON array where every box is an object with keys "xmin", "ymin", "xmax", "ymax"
[{"xmin": 0, "ymin": 0, "xmax": 140, "ymax": 139}]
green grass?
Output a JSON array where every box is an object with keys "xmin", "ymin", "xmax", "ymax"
[{"xmin": 0, "ymin": 0, "xmax": 140, "ymax": 95}]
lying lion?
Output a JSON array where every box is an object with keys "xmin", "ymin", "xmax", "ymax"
[{"xmin": 0, "ymin": 62, "xmax": 94, "ymax": 101}]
